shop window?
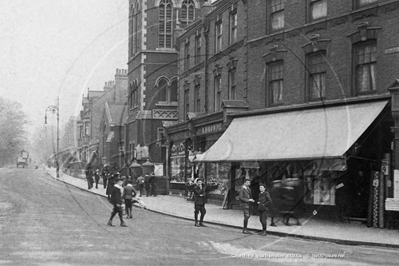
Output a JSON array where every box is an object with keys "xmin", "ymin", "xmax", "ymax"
[
  {"xmin": 307, "ymin": 51, "xmax": 327, "ymax": 101},
  {"xmin": 354, "ymin": 42, "xmax": 377, "ymax": 94},
  {"xmin": 158, "ymin": 0, "xmax": 173, "ymax": 48},
  {"xmin": 308, "ymin": 0, "xmax": 327, "ymax": 22},
  {"xmin": 270, "ymin": 0, "xmax": 285, "ymax": 32},
  {"xmin": 267, "ymin": 61, "xmax": 284, "ymax": 105},
  {"xmin": 354, "ymin": 0, "xmax": 377, "ymax": 10}
]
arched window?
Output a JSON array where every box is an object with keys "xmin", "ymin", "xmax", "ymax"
[
  {"xmin": 181, "ymin": 0, "xmax": 195, "ymax": 27},
  {"xmin": 130, "ymin": 2, "xmax": 141, "ymax": 57},
  {"xmin": 159, "ymin": 0, "xmax": 173, "ymax": 48},
  {"xmin": 170, "ymin": 79, "xmax": 178, "ymax": 102},
  {"xmin": 158, "ymin": 79, "xmax": 168, "ymax": 102}
]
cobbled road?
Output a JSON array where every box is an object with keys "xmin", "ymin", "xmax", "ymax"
[{"xmin": 0, "ymin": 167, "xmax": 398, "ymax": 266}]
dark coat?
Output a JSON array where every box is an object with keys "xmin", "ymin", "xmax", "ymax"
[
  {"xmin": 239, "ymin": 186, "xmax": 252, "ymax": 208},
  {"xmin": 123, "ymin": 184, "xmax": 136, "ymax": 200},
  {"xmin": 193, "ymin": 184, "xmax": 206, "ymax": 205},
  {"xmin": 258, "ymin": 191, "xmax": 272, "ymax": 211},
  {"xmin": 110, "ymin": 185, "xmax": 123, "ymax": 205},
  {"xmin": 106, "ymin": 177, "xmax": 115, "ymax": 195}
]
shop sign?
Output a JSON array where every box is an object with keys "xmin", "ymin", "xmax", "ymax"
[
  {"xmin": 385, "ymin": 47, "xmax": 399, "ymax": 54},
  {"xmin": 196, "ymin": 123, "xmax": 222, "ymax": 135}
]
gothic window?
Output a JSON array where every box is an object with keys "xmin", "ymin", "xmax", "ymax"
[
  {"xmin": 159, "ymin": 0, "xmax": 173, "ymax": 48},
  {"xmin": 181, "ymin": 0, "xmax": 195, "ymax": 27}
]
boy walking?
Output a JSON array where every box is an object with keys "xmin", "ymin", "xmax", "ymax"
[{"xmin": 107, "ymin": 177, "xmax": 127, "ymax": 227}]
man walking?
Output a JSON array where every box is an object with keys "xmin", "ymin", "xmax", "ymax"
[
  {"xmin": 239, "ymin": 178, "xmax": 254, "ymax": 234},
  {"xmin": 107, "ymin": 177, "xmax": 127, "ymax": 227},
  {"xmin": 86, "ymin": 166, "xmax": 94, "ymax": 190},
  {"xmin": 257, "ymin": 184, "xmax": 272, "ymax": 236},
  {"xmin": 102, "ymin": 166, "xmax": 108, "ymax": 189},
  {"xmin": 136, "ymin": 174, "xmax": 145, "ymax": 197},
  {"xmin": 193, "ymin": 178, "xmax": 206, "ymax": 227}
]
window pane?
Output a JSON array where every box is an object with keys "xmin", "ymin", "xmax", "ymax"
[
  {"xmin": 271, "ymin": 11, "xmax": 284, "ymax": 31},
  {"xmin": 311, "ymin": 0, "xmax": 327, "ymax": 20},
  {"xmin": 271, "ymin": 80, "xmax": 283, "ymax": 103},
  {"xmin": 158, "ymin": 80, "xmax": 167, "ymax": 101},
  {"xmin": 310, "ymin": 73, "xmax": 325, "ymax": 99},
  {"xmin": 170, "ymin": 81, "xmax": 178, "ymax": 102},
  {"xmin": 358, "ymin": 0, "xmax": 377, "ymax": 7}
]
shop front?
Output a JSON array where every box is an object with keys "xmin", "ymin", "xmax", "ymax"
[{"xmin": 195, "ymin": 99, "xmax": 395, "ymax": 226}]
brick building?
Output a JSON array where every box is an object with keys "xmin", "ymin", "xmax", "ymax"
[
  {"xmin": 76, "ymin": 69, "xmax": 128, "ymax": 169},
  {"xmin": 125, "ymin": 0, "xmax": 211, "ymax": 177},
  {"xmin": 167, "ymin": 0, "xmax": 399, "ymax": 225}
]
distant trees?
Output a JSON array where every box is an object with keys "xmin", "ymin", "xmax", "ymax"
[{"xmin": 0, "ymin": 97, "xmax": 28, "ymax": 167}]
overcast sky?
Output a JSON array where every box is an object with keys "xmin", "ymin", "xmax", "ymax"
[{"xmin": 0, "ymin": 0, "xmax": 127, "ymax": 138}]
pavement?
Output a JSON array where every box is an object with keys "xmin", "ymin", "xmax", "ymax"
[{"xmin": 45, "ymin": 167, "xmax": 399, "ymax": 248}]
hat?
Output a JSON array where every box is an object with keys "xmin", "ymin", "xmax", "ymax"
[
  {"xmin": 244, "ymin": 178, "xmax": 251, "ymax": 182},
  {"xmin": 196, "ymin": 178, "xmax": 203, "ymax": 182},
  {"xmin": 145, "ymin": 174, "xmax": 149, "ymax": 176},
  {"xmin": 115, "ymin": 177, "xmax": 124, "ymax": 182}
]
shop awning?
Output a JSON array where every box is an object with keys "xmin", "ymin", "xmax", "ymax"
[{"xmin": 195, "ymin": 101, "xmax": 388, "ymax": 162}]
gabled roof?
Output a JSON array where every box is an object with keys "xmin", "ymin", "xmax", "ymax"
[{"xmin": 105, "ymin": 102, "xmax": 127, "ymax": 126}]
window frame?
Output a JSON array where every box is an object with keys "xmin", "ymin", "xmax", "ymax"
[
  {"xmin": 270, "ymin": 0, "xmax": 285, "ymax": 33},
  {"xmin": 229, "ymin": 9, "xmax": 237, "ymax": 45},
  {"xmin": 306, "ymin": 51, "xmax": 327, "ymax": 101},
  {"xmin": 181, "ymin": 0, "xmax": 195, "ymax": 27},
  {"xmin": 195, "ymin": 32, "xmax": 201, "ymax": 65},
  {"xmin": 267, "ymin": 60, "xmax": 284, "ymax": 106},
  {"xmin": 184, "ymin": 86, "xmax": 190, "ymax": 119},
  {"xmin": 184, "ymin": 40, "xmax": 191, "ymax": 70},
  {"xmin": 353, "ymin": 41, "xmax": 377, "ymax": 95},
  {"xmin": 354, "ymin": 0, "xmax": 378, "ymax": 10},
  {"xmin": 194, "ymin": 83, "xmax": 201, "ymax": 113},
  {"xmin": 307, "ymin": 0, "xmax": 327, "ymax": 23},
  {"xmin": 158, "ymin": 0, "xmax": 173, "ymax": 49},
  {"xmin": 215, "ymin": 18, "xmax": 223, "ymax": 53},
  {"xmin": 214, "ymin": 75, "xmax": 222, "ymax": 112},
  {"xmin": 228, "ymin": 68, "xmax": 236, "ymax": 100}
]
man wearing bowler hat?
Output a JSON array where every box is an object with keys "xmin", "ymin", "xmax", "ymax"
[
  {"xmin": 107, "ymin": 176, "xmax": 127, "ymax": 227},
  {"xmin": 239, "ymin": 178, "xmax": 255, "ymax": 234}
]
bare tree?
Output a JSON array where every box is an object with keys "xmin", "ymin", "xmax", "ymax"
[{"xmin": 0, "ymin": 97, "xmax": 28, "ymax": 166}]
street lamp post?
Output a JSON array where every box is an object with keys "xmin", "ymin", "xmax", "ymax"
[{"xmin": 45, "ymin": 98, "xmax": 60, "ymax": 178}]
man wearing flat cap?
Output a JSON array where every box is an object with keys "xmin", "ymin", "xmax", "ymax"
[
  {"xmin": 239, "ymin": 178, "xmax": 255, "ymax": 234},
  {"xmin": 107, "ymin": 177, "xmax": 127, "ymax": 227},
  {"xmin": 193, "ymin": 178, "xmax": 207, "ymax": 227}
]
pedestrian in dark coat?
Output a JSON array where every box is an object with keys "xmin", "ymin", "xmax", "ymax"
[
  {"xmin": 107, "ymin": 177, "xmax": 127, "ymax": 227},
  {"xmin": 123, "ymin": 181, "xmax": 136, "ymax": 219},
  {"xmin": 239, "ymin": 178, "xmax": 255, "ymax": 234},
  {"xmin": 149, "ymin": 172, "xmax": 157, "ymax": 196},
  {"xmin": 193, "ymin": 178, "xmax": 206, "ymax": 227},
  {"xmin": 94, "ymin": 169, "xmax": 100, "ymax": 189},
  {"xmin": 86, "ymin": 167, "xmax": 94, "ymax": 190},
  {"xmin": 257, "ymin": 184, "xmax": 272, "ymax": 236},
  {"xmin": 106, "ymin": 174, "xmax": 116, "ymax": 201},
  {"xmin": 144, "ymin": 174, "xmax": 150, "ymax": 197},
  {"xmin": 102, "ymin": 167, "xmax": 108, "ymax": 189}
]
